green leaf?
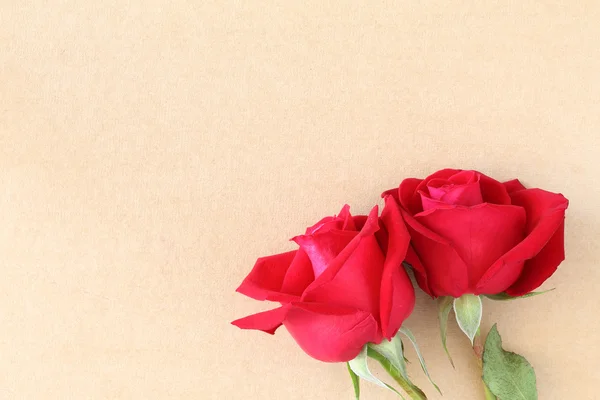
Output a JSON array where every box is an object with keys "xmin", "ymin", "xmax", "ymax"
[
  {"xmin": 485, "ymin": 289, "xmax": 555, "ymax": 301},
  {"xmin": 369, "ymin": 332, "xmax": 408, "ymax": 378},
  {"xmin": 437, "ymin": 296, "xmax": 455, "ymax": 368},
  {"xmin": 482, "ymin": 324, "xmax": 538, "ymax": 400},
  {"xmin": 347, "ymin": 362, "xmax": 360, "ymax": 399},
  {"xmin": 367, "ymin": 348, "xmax": 424, "ymax": 400},
  {"xmin": 453, "ymin": 294, "xmax": 483, "ymax": 344},
  {"xmin": 399, "ymin": 327, "xmax": 441, "ymax": 395},
  {"xmin": 348, "ymin": 347, "xmax": 403, "ymax": 398}
]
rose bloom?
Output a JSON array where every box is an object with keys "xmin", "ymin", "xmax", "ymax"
[
  {"xmin": 383, "ymin": 169, "xmax": 568, "ymax": 298},
  {"xmin": 232, "ymin": 198, "xmax": 415, "ymax": 362}
]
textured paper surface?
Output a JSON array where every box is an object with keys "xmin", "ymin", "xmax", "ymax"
[{"xmin": 1, "ymin": 1, "xmax": 599, "ymax": 399}]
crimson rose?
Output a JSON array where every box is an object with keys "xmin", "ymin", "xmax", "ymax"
[
  {"xmin": 383, "ymin": 169, "xmax": 568, "ymax": 298},
  {"xmin": 232, "ymin": 198, "xmax": 415, "ymax": 362}
]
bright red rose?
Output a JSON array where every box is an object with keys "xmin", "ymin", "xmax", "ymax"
[
  {"xmin": 232, "ymin": 198, "xmax": 415, "ymax": 363},
  {"xmin": 383, "ymin": 169, "xmax": 569, "ymax": 298}
]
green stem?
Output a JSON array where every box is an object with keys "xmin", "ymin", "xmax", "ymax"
[{"xmin": 473, "ymin": 330, "xmax": 497, "ymax": 400}]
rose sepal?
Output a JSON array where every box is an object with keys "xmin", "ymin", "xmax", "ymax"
[
  {"xmin": 453, "ymin": 294, "xmax": 483, "ymax": 344},
  {"xmin": 347, "ymin": 328, "xmax": 438, "ymax": 399},
  {"xmin": 436, "ymin": 296, "xmax": 455, "ymax": 367}
]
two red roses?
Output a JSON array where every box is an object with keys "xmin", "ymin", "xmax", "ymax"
[{"xmin": 232, "ymin": 169, "xmax": 568, "ymax": 363}]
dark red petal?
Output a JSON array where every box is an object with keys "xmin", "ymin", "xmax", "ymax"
[
  {"xmin": 398, "ymin": 178, "xmax": 423, "ymax": 214},
  {"xmin": 374, "ymin": 217, "xmax": 389, "ymax": 255},
  {"xmin": 379, "ymin": 196, "xmax": 416, "ymax": 339},
  {"xmin": 283, "ymin": 302, "xmax": 380, "ymax": 362},
  {"xmin": 381, "ymin": 187, "xmax": 400, "ymax": 202},
  {"xmin": 506, "ymin": 221, "xmax": 565, "ymax": 296},
  {"xmin": 405, "ymin": 245, "xmax": 432, "ymax": 296},
  {"xmin": 479, "ymin": 173, "xmax": 512, "ymax": 205},
  {"xmin": 448, "ymin": 170, "xmax": 478, "ymax": 185},
  {"xmin": 503, "ymin": 179, "xmax": 527, "ymax": 194},
  {"xmin": 231, "ymin": 306, "xmax": 288, "ymax": 334},
  {"xmin": 513, "ymin": 189, "xmax": 568, "ymax": 234},
  {"xmin": 416, "ymin": 204, "xmax": 526, "ymax": 290},
  {"xmin": 476, "ymin": 189, "xmax": 568, "ymax": 295},
  {"xmin": 352, "ymin": 215, "xmax": 369, "ymax": 232},
  {"xmin": 236, "ymin": 251, "xmax": 301, "ymax": 302},
  {"xmin": 401, "ymin": 208, "xmax": 469, "ymax": 297}
]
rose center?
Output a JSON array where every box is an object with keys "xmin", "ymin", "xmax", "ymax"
[{"xmin": 420, "ymin": 171, "xmax": 484, "ymax": 210}]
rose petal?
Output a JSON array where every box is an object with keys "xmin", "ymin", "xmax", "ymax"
[
  {"xmin": 280, "ymin": 249, "xmax": 315, "ymax": 296},
  {"xmin": 302, "ymin": 206, "xmax": 380, "ymax": 294},
  {"xmin": 387, "ymin": 190, "xmax": 434, "ymax": 296},
  {"xmin": 503, "ymin": 179, "xmax": 527, "ymax": 194},
  {"xmin": 302, "ymin": 234, "xmax": 385, "ymax": 316},
  {"xmin": 400, "ymin": 169, "xmax": 462, "ymax": 215},
  {"xmin": 293, "ymin": 230, "xmax": 357, "ymax": 278},
  {"xmin": 405, "ymin": 245, "xmax": 432, "ymax": 296},
  {"xmin": 418, "ymin": 194, "xmax": 457, "ymax": 212},
  {"xmin": 306, "ymin": 205, "xmax": 350, "ymax": 235},
  {"xmin": 231, "ymin": 306, "xmax": 289, "ymax": 334},
  {"xmin": 401, "ymin": 208, "xmax": 470, "ymax": 297},
  {"xmin": 398, "ymin": 178, "xmax": 423, "ymax": 214},
  {"xmin": 294, "ymin": 205, "xmax": 365, "ymax": 278},
  {"xmin": 352, "ymin": 215, "xmax": 368, "ymax": 232},
  {"xmin": 379, "ymin": 195, "xmax": 415, "ymax": 339},
  {"xmin": 236, "ymin": 251, "xmax": 302, "ymax": 302},
  {"xmin": 373, "ymin": 217, "xmax": 389, "ymax": 254},
  {"xmin": 284, "ymin": 302, "xmax": 380, "ymax": 362},
  {"xmin": 429, "ymin": 183, "xmax": 483, "ymax": 206},
  {"xmin": 479, "ymin": 173, "xmax": 512, "ymax": 205},
  {"xmin": 513, "ymin": 189, "xmax": 568, "ymax": 234},
  {"xmin": 338, "ymin": 204, "xmax": 357, "ymax": 231},
  {"xmin": 381, "ymin": 187, "xmax": 401, "ymax": 202},
  {"xmin": 416, "ymin": 204, "xmax": 526, "ymax": 290},
  {"xmin": 448, "ymin": 170, "xmax": 479, "ymax": 185},
  {"xmin": 422, "ymin": 176, "xmax": 483, "ymax": 208},
  {"xmin": 476, "ymin": 189, "xmax": 568, "ymax": 295},
  {"xmin": 337, "ymin": 204, "xmax": 352, "ymax": 221},
  {"xmin": 506, "ymin": 221, "xmax": 565, "ymax": 296},
  {"xmin": 423, "ymin": 168, "xmax": 462, "ymax": 182}
]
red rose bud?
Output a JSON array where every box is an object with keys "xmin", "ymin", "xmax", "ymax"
[
  {"xmin": 232, "ymin": 199, "xmax": 416, "ymax": 363},
  {"xmin": 383, "ymin": 169, "xmax": 569, "ymax": 298}
]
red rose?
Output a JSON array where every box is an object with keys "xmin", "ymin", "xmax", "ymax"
[
  {"xmin": 232, "ymin": 198, "xmax": 415, "ymax": 362},
  {"xmin": 383, "ymin": 169, "xmax": 568, "ymax": 298}
]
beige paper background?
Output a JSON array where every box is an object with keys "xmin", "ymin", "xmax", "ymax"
[{"xmin": 1, "ymin": 1, "xmax": 599, "ymax": 399}]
